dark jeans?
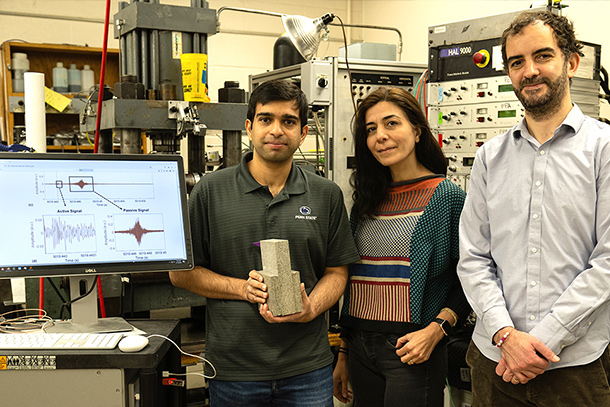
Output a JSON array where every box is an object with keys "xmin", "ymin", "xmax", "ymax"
[
  {"xmin": 466, "ymin": 341, "xmax": 610, "ymax": 407},
  {"xmin": 208, "ymin": 364, "xmax": 333, "ymax": 407},
  {"xmin": 347, "ymin": 329, "xmax": 447, "ymax": 407}
]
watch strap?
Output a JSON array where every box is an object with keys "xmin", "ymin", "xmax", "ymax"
[{"xmin": 433, "ymin": 318, "xmax": 452, "ymax": 336}]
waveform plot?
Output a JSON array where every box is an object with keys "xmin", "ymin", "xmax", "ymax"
[
  {"xmin": 115, "ymin": 219, "xmax": 164, "ymax": 245},
  {"xmin": 113, "ymin": 214, "xmax": 166, "ymax": 250},
  {"xmin": 68, "ymin": 176, "xmax": 94, "ymax": 192},
  {"xmin": 41, "ymin": 172, "xmax": 155, "ymax": 201},
  {"xmin": 43, "ymin": 215, "xmax": 97, "ymax": 254}
]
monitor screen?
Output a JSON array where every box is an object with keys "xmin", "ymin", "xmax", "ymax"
[{"xmin": 0, "ymin": 153, "xmax": 194, "ymax": 279}]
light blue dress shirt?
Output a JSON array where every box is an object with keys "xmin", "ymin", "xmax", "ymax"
[{"xmin": 458, "ymin": 104, "xmax": 610, "ymax": 370}]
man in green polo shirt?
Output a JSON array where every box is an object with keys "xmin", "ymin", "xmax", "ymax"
[{"xmin": 169, "ymin": 79, "xmax": 359, "ymax": 407}]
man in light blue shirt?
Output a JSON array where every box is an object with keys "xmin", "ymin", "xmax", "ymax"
[{"xmin": 458, "ymin": 11, "xmax": 610, "ymax": 406}]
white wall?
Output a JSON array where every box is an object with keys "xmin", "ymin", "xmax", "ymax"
[
  {"xmin": 206, "ymin": 0, "xmax": 352, "ymax": 99},
  {"xmin": 0, "ymin": 1, "xmax": 112, "ymax": 49},
  {"xmin": 1, "ymin": 0, "xmax": 608, "ymax": 113}
]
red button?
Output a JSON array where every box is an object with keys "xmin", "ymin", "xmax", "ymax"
[{"xmin": 473, "ymin": 52, "xmax": 486, "ymax": 64}]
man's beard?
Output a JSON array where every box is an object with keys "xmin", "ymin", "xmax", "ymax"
[{"xmin": 514, "ymin": 63, "xmax": 569, "ymax": 120}]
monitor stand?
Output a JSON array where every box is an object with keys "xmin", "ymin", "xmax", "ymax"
[{"xmin": 46, "ymin": 275, "xmax": 135, "ymax": 334}]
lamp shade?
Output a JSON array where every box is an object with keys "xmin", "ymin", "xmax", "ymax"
[{"xmin": 282, "ymin": 13, "xmax": 334, "ymax": 61}]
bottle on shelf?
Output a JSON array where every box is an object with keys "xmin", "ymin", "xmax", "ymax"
[
  {"xmin": 81, "ymin": 64, "xmax": 95, "ymax": 92},
  {"xmin": 68, "ymin": 64, "xmax": 81, "ymax": 92},
  {"xmin": 52, "ymin": 62, "xmax": 68, "ymax": 93},
  {"xmin": 11, "ymin": 52, "xmax": 30, "ymax": 93}
]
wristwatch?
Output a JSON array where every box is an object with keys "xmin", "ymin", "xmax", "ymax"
[{"xmin": 433, "ymin": 318, "xmax": 453, "ymax": 336}]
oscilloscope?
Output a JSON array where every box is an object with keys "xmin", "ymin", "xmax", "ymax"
[{"xmin": 0, "ymin": 153, "xmax": 193, "ymax": 332}]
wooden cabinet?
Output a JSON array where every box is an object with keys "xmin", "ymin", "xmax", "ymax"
[{"xmin": 0, "ymin": 41, "xmax": 120, "ymax": 151}]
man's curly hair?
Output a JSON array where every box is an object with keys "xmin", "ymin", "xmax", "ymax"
[{"xmin": 500, "ymin": 11, "xmax": 584, "ymax": 73}]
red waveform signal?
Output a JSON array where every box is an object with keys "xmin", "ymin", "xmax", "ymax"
[
  {"xmin": 115, "ymin": 218, "xmax": 164, "ymax": 245},
  {"xmin": 67, "ymin": 176, "xmax": 94, "ymax": 193},
  {"xmin": 74, "ymin": 179, "xmax": 89, "ymax": 189}
]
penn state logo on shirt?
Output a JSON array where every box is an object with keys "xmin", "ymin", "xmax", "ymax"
[{"xmin": 295, "ymin": 205, "xmax": 317, "ymax": 220}]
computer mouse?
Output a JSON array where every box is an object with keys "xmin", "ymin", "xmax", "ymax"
[{"xmin": 118, "ymin": 335, "xmax": 149, "ymax": 352}]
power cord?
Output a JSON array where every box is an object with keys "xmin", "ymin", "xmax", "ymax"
[
  {"xmin": 146, "ymin": 333, "xmax": 217, "ymax": 380},
  {"xmin": 45, "ymin": 278, "xmax": 70, "ymax": 319},
  {"xmin": 445, "ymin": 378, "xmax": 457, "ymax": 407},
  {"xmin": 58, "ymin": 276, "xmax": 99, "ymax": 319},
  {"xmin": 335, "ymin": 15, "xmax": 356, "ymax": 113},
  {"xmin": 0, "ymin": 308, "xmax": 54, "ymax": 333}
]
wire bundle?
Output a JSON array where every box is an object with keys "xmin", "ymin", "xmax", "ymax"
[
  {"xmin": 0, "ymin": 308, "xmax": 54, "ymax": 333},
  {"xmin": 415, "ymin": 69, "xmax": 429, "ymax": 117}
]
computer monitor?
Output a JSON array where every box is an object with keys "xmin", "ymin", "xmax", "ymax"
[{"xmin": 0, "ymin": 153, "xmax": 193, "ymax": 332}]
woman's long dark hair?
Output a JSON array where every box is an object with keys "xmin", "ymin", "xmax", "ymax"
[{"xmin": 351, "ymin": 87, "xmax": 447, "ymax": 220}]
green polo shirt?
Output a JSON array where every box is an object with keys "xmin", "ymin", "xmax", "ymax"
[{"xmin": 189, "ymin": 152, "xmax": 360, "ymax": 381}]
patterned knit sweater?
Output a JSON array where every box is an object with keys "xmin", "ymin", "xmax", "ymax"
[{"xmin": 340, "ymin": 176, "xmax": 469, "ymax": 334}]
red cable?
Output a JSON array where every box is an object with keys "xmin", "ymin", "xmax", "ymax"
[
  {"xmin": 39, "ymin": 278, "xmax": 44, "ymax": 316},
  {"xmin": 93, "ymin": 0, "xmax": 112, "ymax": 154},
  {"xmin": 93, "ymin": 0, "xmax": 112, "ymax": 318},
  {"xmin": 97, "ymin": 276, "xmax": 106, "ymax": 318}
]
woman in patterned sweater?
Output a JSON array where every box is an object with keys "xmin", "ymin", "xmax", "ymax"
[{"xmin": 333, "ymin": 87, "xmax": 470, "ymax": 406}]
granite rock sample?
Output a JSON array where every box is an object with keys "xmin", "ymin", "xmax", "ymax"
[{"xmin": 258, "ymin": 239, "xmax": 303, "ymax": 316}]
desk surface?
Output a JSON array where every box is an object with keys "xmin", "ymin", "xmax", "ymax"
[{"xmin": 0, "ymin": 319, "xmax": 180, "ymax": 370}]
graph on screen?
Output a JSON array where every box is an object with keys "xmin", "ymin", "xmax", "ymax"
[
  {"xmin": 114, "ymin": 214, "xmax": 165, "ymax": 250},
  {"xmin": 40, "ymin": 173, "xmax": 155, "ymax": 203},
  {"xmin": 0, "ymin": 156, "xmax": 188, "ymax": 270},
  {"xmin": 43, "ymin": 215, "xmax": 97, "ymax": 253}
]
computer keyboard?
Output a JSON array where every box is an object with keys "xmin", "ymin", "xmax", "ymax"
[{"xmin": 0, "ymin": 332, "xmax": 124, "ymax": 350}]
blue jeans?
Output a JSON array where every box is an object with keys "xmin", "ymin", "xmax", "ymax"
[
  {"xmin": 208, "ymin": 364, "xmax": 333, "ymax": 407},
  {"xmin": 347, "ymin": 329, "xmax": 447, "ymax": 407}
]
